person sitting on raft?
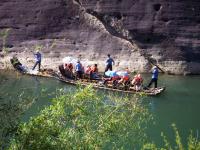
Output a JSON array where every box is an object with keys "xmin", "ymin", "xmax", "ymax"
[
  {"xmin": 85, "ymin": 65, "xmax": 92, "ymax": 74},
  {"xmin": 131, "ymin": 74, "xmax": 143, "ymax": 91},
  {"xmin": 66, "ymin": 63, "xmax": 74, "ymax": 78},
  {"xmin": 68, "ymin": 63, "xmax": 73, "ymax": 73},
  {"xmin": 85, "ymin": 65, "xmax": 92, "ymax": 79},
  {"xmin": 58, "ymin": 63, "xmax": 74, "ymax": 79},
  {"xmin": 117, "ymin": 70, "xmax": 130, "ymax": 85},
  {"xmin": 84, "ymin": 64, "xmax": 99, "ymax": 80},
  {"xmin": 103, "ymin": 70, "xmax": 120, "ymax": 85},
  {"xmin": 10, "ymin": 56, "xmax": 27, "ymax": 73},
  {"xmin": 90, "ymin": 64, "xmax": 99, "ymax": 79}
]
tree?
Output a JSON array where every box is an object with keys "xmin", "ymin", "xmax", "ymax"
[{"xmin": 9, "ymin": 85, "xmax": 151, "ymax": 149}]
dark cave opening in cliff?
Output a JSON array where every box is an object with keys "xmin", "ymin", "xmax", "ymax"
[{"xmin": 153, "ymin": 4, "xmax": 161, "ymax": 11}]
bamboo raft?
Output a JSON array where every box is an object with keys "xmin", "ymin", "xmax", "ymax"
[{"xmin": 19, "ymin": 69, "xmax": 165, "ymax": 96}]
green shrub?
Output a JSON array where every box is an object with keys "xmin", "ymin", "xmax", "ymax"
[{"xmin": 9, "ymin": 85, "xmax": 152, "ymax": 149}]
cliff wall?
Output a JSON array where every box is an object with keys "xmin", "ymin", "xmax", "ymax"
[{"xmin": 0, "ymin": 0, "xmax": 200, "ymax": 74}]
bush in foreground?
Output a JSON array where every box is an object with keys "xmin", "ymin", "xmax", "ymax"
[{"xmin": 9, "ymin": 85, "xmax": 151, "ymax": 149}]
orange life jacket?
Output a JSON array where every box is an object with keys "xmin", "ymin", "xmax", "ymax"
[
  {"xmin": 134, "ymin": 76, "xmax": 143, "ymax": 85},
  {"xmin": 123, "ymin": 75, "xmax": 129, "ymax": 81}
]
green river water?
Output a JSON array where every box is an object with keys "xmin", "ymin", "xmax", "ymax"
[{"xmin": 0, "ymin": 70, "xmax": 200, "ymax": 147}]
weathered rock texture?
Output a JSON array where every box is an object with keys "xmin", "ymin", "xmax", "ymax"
[{"xmin": 0, "ymin": 0, "xmax": 200, "ymax": 74}]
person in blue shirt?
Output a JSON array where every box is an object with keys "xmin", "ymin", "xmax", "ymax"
[
  {"xmin": 75, "ymin": 60, "xmax": 83, "ymax": 79},
  {"xmin": 105, "ymin": 54, "xmax": 115, "ymax": 72},
  {"xmin": 32, "ymin": 50, "xmax": 42, "ymax": 71},
  {"xmin": 147, "ymin": 66, "xmax": 159, "ymax": 88}
]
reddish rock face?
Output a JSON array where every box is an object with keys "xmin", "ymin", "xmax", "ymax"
[{"xmin": 0, "ymin": 0, "xmax": 200, "ymax": 74}]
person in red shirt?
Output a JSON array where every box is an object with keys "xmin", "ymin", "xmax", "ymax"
[
  {"xmin": 131, "ymin": 74, "xmax": 143, "ymax": 91},
  {"xmin": 117, "ymin": 71, "xmax": 130, "ymax": 84},
  {"xmin": 68, "ymin": 63, "xmax": 73, "ymax": 72},
  {"xmin": 85, "ymin": 65, "xmax": 92, "ymax": 74}
]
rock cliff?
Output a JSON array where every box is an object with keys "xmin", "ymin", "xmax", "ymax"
[{"xmin": 0, "ymin": 0, "xmax": 200, "ymax": 74}]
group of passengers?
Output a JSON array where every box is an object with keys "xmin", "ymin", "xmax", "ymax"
[
  {"xmin": 102, "ymin": 54, "xmax": 151, "ymax": 91},
  {"xmin": 10, "ymin": 50, "xmax": 158, "ymax": 91},
  {"xmin": 103, "ymin": 54, "xmax": 159, "ymax": 90},
  {"xmin": 58, "ymin": 53, "xmax": 158, "ymax": 91},
  {"xmin": 59, "ymin": 54, "xmax": 113, "ymax": 81},
  {"xmin": 103, "ymin": 68, "xmax": 143, "ymax": 91},
  {"xmin": 59, "ymin": 60, "xmax": 99, "ymax": 80}
]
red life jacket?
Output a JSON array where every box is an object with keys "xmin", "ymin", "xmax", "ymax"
[
  {"xmin": 133, "ymin": 75, "xmax": 143, "ymax": 85},
  {"xmin": 68, "ymin": 63, "xmax": 73, "ymax": 71}
]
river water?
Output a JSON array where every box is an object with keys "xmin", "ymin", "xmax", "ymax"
[{"xmin": 0, "ymin": 70, "xmax": 200, "ymax": 147}]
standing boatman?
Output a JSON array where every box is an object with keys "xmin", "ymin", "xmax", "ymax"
[
  {"xmin": 147, "ymin": 66, "xmax": 159, "ymax": 88},
  {"xmin": 105, "ymin": 54, "xmax": 115, "ymax": 72},
  {"xmin": 32, "ymin": 50, "xmax": 42, "ymax": 71},
  {"xmin": 75, "ymin": 60, "xmax": 83, "ymax": 79}
]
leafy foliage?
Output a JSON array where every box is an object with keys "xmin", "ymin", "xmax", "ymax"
[
  {"xmin": 142, "ymin": 124, "xmax": 200, "ymax": 150},
  {"xmin": 9, "ymin": 85, "xmax": 151, "ymax": 149}
]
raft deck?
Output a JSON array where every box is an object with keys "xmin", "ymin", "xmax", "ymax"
[{"xmin": 19, "ymin": 70, "xmax": 165, "ymax": 96}]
